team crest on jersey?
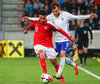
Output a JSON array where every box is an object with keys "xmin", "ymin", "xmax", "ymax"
[
  {"xmin": 44, "ymin": 26, "xmax": 47, "ymax": 29},
  {"xmin": 61, "ymin": 18, "xmax": 64, "ymax": 21}
]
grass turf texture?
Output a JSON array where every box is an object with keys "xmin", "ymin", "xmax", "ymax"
[{"xmin": 0, "ymin": 57, "xmax": 100, "ymax": 84}]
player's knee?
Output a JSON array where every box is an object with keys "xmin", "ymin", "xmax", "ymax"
[
  {"xmin": 84, "ymin": 50, "xmax": 88, "ymax": 53},
  {"xmin": 40, "ymin": 52, "xmax": 45, "ymax": 58},
  {"xmin": 60, "ymin": 54, "xmax": 66, "ymax": 57},
  {"xmin": 60, "ymin": 51, "xmax": 66, "ymax": 57},
  {"xmin": 79, "ymin": 50, "xmax": 83, "ymax": 54},
  {"xmin": 66, "ymin": 57, "xmax": 72, "ymax": 64},
  {"xmin": 54, "ymin": 64, "xmax": 58, "ymax": 67},
  {"xmin": 51, "ymin": 61, "xmax": 58, "ymax": 67}
]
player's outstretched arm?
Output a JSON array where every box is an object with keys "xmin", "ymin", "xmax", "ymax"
[
  {"xmin": 24, "ymin": 22, "xmax": 35, "ymax": 34},
  {"xmin": 70, "ymin": 38, "xmax": 77, "ymax": 42},
  {"xmin": 22, "ymin": 16, "xmax": 29, "ymax": 22},
  {"xmin": 58, "ymin": 28, "xmax": 77, "ymax": 42},
  {"xmin": 22, "ymin": 16, "xmax": 39, "ymax": 22},
  {"xmin": 24, "ymin": 30, "xmax": 28, "ymax": 34},
  {"xmin": 67, "ymin": 12, "xmax": 98, "ymax": 21},
  {"xmin": 90, "ymin": 12, "xmax": 98, "ymax": 19}
]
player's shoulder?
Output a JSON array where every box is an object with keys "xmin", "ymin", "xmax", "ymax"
[
  {"xmin": 47, "ymin": 20, "xmax": 54, "ymax": 26},
  {"xmin": 61, "ymin": 11, "xmax": 70, "ymax": 15},
  {"xmin": 47, "ymin": 13, "xmax": 54, "ymax": 19}
]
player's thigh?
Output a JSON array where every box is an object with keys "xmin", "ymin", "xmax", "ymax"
[
  {"xmin": 83, "ymin": 47, "xmax": 88, "ymax": 53},
  {"xmin": 34, "ymin": 45, "xmax": 45, "ymax": 55},
  {"xmin": 78, "ymin": 41, "xmax": 83, "ymax": 49},
  {"xmin": 84, "ymin": 41, "xmax": 89, "ymax": 53},
  {"xmin": 60, "ymin": 50, "xmax": 66, "ymax": 57},
  {"xmin": 49, "ymin": 58, "xmax": 58, "ymax": 67},
  {"xmin": 60, "ymin": 41, "xmax": 70, "ymax": 57},
  {"xmin": 83, "ymin": 41, "xmax": 88, "ymax": 53},
  {"xmin": 61, "ymin": 41, "xmax": 70, "ymax": 53},
  {"xmin": 55, "ymin": 42, "xmax": 61, "ymax": 55},
  {"xmin": 45, "ymin": 48, "xmax": 58, "ymax": 59},
  {"xmin": 78, "ymin": 41, "xmax": 83, "ymax": 54},
  {"xmin": 79, "ymin": 49, "xmax": 83, "ymax": 54}
]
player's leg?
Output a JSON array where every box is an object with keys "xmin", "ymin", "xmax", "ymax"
[
  {"xmin": 78, "ymin": 41, "xmax": 84, "ymax": 66},
  {"xmin": 65, "ymin": 57, "xmax": 75, "ymax": 67},
  {"xmin": 65, "ymin": 41, "xmax": 76, "ymax": 67},
  {"xmin": 65, "ymin": 57, "xmax": 78, "ymax": 75},
  {"xmin": 83, "ymin": 47, "xmax": 88, "ymax": 65},
  {"xmin": 83, "ymin": 41, "xmax": 88, "ymax": 65},
  {"xmin": 49, "ymin": 58, "xmax": 59, "ymax": 72},
  {"xmin": 79, "ymin": 49, "xmax": 84, "ymax": 66},
  {"xmin": 53, "ymin": 42, "xmax": 67, "ymax": 78},
  {"xmin": 65, "ymin": 41, "xmax": 78, "ymax": 75},
  {"xmin": 50, "ymin": 58, "xmax": 66, "ymax": 83},
  {"xmin": 46, "ymin": 47, "xmax": 65, "ymax": 83},
  {"xmin": 34, "ymin": 45, "xmax": 47, "ymax": 73},
  {"xmin": 38, "ymin": 50, "xmax": 47, "ymax": 73},
  {"xmin": 34, "ymin": 45, "xmax": 54, "ymax": 82},
  {"xmin": 57, "ymin": 50, "xmax": 66, "ymax": 76}
]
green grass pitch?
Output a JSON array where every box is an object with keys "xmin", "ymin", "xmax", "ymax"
[{"xmin": 0, "ymin": 57, "xmax": 100, "ymax": 84}]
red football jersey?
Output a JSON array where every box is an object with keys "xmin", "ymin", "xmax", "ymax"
[{"xmin": 25, "ymin": 19, "xmax": 71, "ymax": 48}]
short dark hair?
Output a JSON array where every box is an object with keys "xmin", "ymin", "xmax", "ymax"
[
  {"xmin": 51, "ymin": 2, "xmax": 60, "ymax": 9},
  {"xmin": 39, "ymin": 9, "xmax": 47, "ymax": 16}
]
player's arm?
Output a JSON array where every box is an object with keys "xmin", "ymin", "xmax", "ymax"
[
  {"xmin": 24, "ymin": 22, "xmax": 35, "ymax": 34},
  {"xmin": 74, "ymin": 27, "xmax": 78, "ymax": 47},
  {"xmin": 88, "ymin": 26, "xmax": 93, "ymax": 44},
  {"xmin": 57, "ymin": 28, "xmax": 77, "ymax": 42},
  {"xmin": 75, "ymin": 27, "xmax": 78, "ymax": 39},
  {"xmin": 22, "ymin": 16, "xmax": 39, "ymax": 22},
  {"xmin": 50, "ymin": 22, "xmax": 77, "ymax": 42},
  {"xmin": 68, "ymin": 12, "xmax": 98, "ymax": 21}
]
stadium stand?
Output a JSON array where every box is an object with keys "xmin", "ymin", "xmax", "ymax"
[
  {"xmin": 0, "ymin": 0, "xmax": 1, "ymax": 31},
  {"xmin": 0, "ymin": 0, "xmax": 3, "ymax": 40},
  {"xmin": 21, "ymin": 0, "xmax": 100, "ymax": 30},
  {"xmin": 1, "ymin": 0, "xmax": 24, "ymax": 31}
]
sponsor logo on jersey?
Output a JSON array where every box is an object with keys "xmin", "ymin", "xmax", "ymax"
[
  {"xmin": 61, "ymin": 18, "xmax": 64, "ymax": 21},
  {"xmin": 44, "ymin": 26, "xmax": 47, "ymax": 29}
]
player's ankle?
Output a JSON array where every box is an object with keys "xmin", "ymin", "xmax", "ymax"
[{"xmin": 56, "ymin": 73, "xmax": 60, "ymax": 77}]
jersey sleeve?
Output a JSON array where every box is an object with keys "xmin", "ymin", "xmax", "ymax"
[
  {"xmin": 48, "ymin": 21, "xmax": 59, "ymax": 30},
  {"xmin": 25, "ymin": 22, "xmax": 35, "ymax": 31},
  {"xmin": 48, "ymin": 21, "xmax": 71, "ymax": 40},
  {"xmin": 46, "ymin": 15, "xmax": 52, "ymax": 22},
  {"xmin": 66, "ymin": 12, "xmax": 90, "ymax": 21},
  {"xmin": 74, "ymin": 27, "xmax": 78, "ymax": 44},
  {"xmin": 28, "ymin": 17, "xmax": 39, "ymax": 21}
]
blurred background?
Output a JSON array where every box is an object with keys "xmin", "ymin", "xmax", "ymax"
[{"xmin": 0, "ymin": 0, "xmax": 100, "ymax": 57}]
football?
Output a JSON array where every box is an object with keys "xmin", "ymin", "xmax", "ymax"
[{"xmin": 41, "ymin": 73, "xmax": 51, "ymax": 83}]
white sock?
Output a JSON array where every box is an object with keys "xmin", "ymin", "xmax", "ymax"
[
  {"xmin": 65, "ymin": 57, "xmax": 76, "ymax": 67},
  {"xmin": 58, "ymin": 57, "xmax": 65, "ymax": 76}
]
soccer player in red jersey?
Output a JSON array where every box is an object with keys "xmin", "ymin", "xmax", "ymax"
[{"xmin": 24, "ymin": 9, "xmax": 76, "ymax": 83}]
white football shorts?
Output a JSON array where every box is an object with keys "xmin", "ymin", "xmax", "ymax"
[{"xmin": 34, "ymin": 45, "xmax": 58, "ymax": 59}]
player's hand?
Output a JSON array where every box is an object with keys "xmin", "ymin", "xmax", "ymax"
[
  {"xmin": 24, "ymin": 30, "xmax": 28, "ymax": 34},
  {"xmin": 22, "ymin": 16, "xmax": 29, "ymax": 22},
  {"xmin": 90, "ymin": 12, "xmax": 98, "ymax": 19},
  {"xmin": 70, "ymin": 38, "xmax": 77, "ymax": 42},
  {"xmin": 90, "ymin": 40, "xmax": 93, "ymax": 44}
]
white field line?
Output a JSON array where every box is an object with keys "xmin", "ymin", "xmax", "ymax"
[{"xmin": 78, "ymin": 66, "xmax": 100, "ymax": 80}]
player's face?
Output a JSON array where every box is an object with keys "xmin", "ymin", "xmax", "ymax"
[
  {"xmin": 52, "ymin": 7, "xmax": 60, "ymax": 17},
  {"xmin": 39, "ymin": 15, "xmax": 46, "ymax": 24},
  {"xmin": 77, "ymin": 20, "xmax": 84, "ymax": 25}
]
